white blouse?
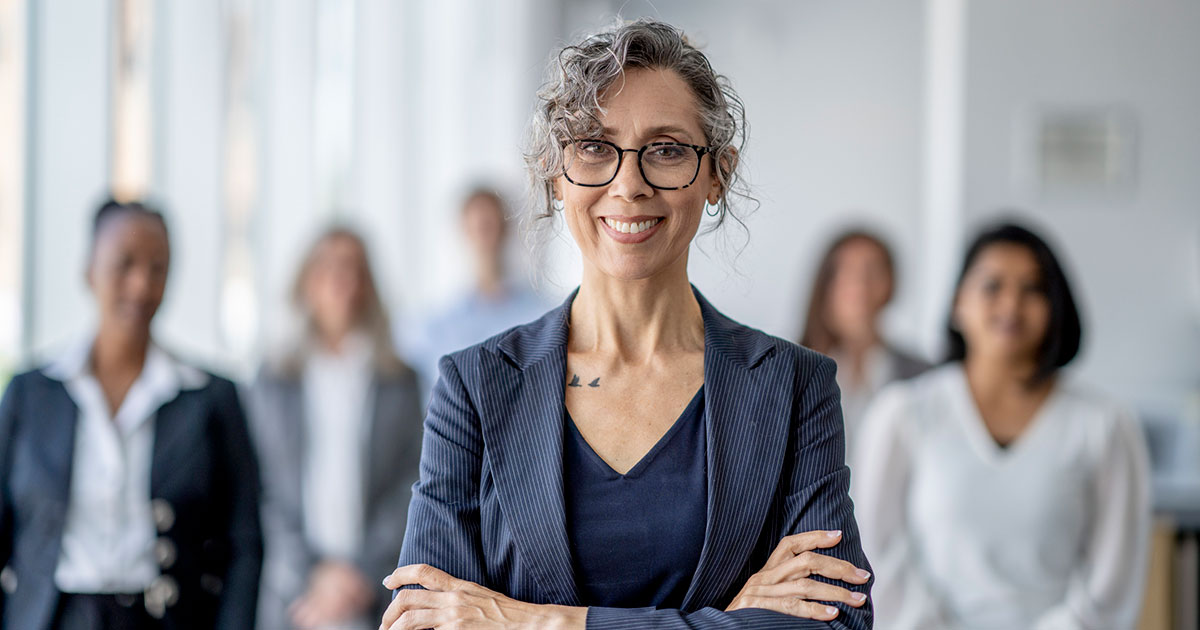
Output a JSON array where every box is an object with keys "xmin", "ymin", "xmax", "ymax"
[
  {"xmin": 852, "ymin": 364, "xmax": 1151, "ymax": 630},
  {"xmin": 301, "ymin": 333, "xmax": 373, "ymax": 562},
  {"xmin": 44, "ymin": 337, "xmax": 208, "ymax": 593}
]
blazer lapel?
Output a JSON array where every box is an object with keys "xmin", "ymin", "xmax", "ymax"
[
  {"xmin": 31, "ymin": 380, "xmax": 80, "ymax": 503},
  {"xmin": 681, "ymin": 289, "xmax": 794, "ymax": 610},
  {"xmin": 479, "ymin": 293, "xmax": 580, "ymax": 606},
  {"xmin": 151, "ymin": 392, "xmax": 205, "ymax": 494}
]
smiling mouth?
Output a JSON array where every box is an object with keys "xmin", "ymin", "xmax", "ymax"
[{"xmin": 603, "ymin": 217, "xmax": 662, "ymax": 234}]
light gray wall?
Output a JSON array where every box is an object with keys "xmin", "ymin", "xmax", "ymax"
[
  {"xmin": 558, "ymin": 0, "xmax": 930, "ymax": 354},
  {"xmin": 963, "ymin": 0, "xmax": 1200, "ymax": 412}
]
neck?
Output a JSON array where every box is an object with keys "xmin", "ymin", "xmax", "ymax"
[
  {"xmin": 836, "ymin": 329, "xmax": 882, "ymax": 360},
  {"xmin": 476, "ymin": 254, "xmax": 505, "ymax": 298},
  {"xmin": 316, "ymin": 323, "xmax": 355, "ymax": 354},
  {"xmin": 962, "ymin": 353, "xmax": 1046, "ymax": 396},
  {"xmin": 91, "ymin": 326, "xmax": 150, "ymax": 375},
  {"xmin": 569, "ymin": 263, "xmax": 703, "ymax": 363}
]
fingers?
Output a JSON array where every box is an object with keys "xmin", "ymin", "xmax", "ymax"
[
  {"xmin": 761, "ymin": 550, "xmax": 871, "ymax": 587},
  {"xmin": 380, "ymin": 587, "xmax": 458, "ymax": 628},
  {"xmin": 383, "ymin": 564, "xmax": 459, "ymax": 592},
  {"xmin": 728, "ymin": 594, "xmax": 843, "ymax": 621},
  {"xmin": 387, "ymin": 607, "xmax": 441, "ymax": 630},
  {"xmin": 744, "ymin": 578, "xmax": 868, "ymax": 608},
  {"xmin": 763, "ymin": 530, "xmax": 844, "ymax": 571}
]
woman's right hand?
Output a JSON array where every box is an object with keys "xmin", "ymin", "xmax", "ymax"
[{"xmin": 726, "ymin": 530, "xmax": 871, "ymax": 621}]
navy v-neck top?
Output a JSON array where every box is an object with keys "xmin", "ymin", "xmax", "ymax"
[{"xmin": 562, "ymin": 387, "xmax": 708, "ymax": 609}]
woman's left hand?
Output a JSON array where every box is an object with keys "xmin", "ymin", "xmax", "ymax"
[{"xmin": 380, "ymin": 564, "xmax": 586, "ymax": 630}]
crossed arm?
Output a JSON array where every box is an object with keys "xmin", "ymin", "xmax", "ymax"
[{"xmin": 380, "ymin": 354, "xmax": 873, "ymax": 630}]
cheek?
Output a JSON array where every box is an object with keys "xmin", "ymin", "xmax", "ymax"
[
  {"xmin": 955, "ymin": 293, "xmax": 988, "ymax": 330},
  {"xmin": 1027, "ymin": 298, "xmax": 1052, "ymax": 332}
]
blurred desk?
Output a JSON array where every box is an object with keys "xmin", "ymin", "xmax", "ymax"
[{"xmin": 1148, "ymin": 475, "xmax": 1200, "ymax": 630}]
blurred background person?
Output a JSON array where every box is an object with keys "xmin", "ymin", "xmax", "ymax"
[
  {"xmin": 245, "ymin": 227, "xmax": 423, "ymax": 630},
  {"xmin": 401, "ymin": 187, "xmax": 545, "ymax": 395},
  {"xmin": 853, "ymin": 222, "xmax": 1151, "ymax": 629},
  {"xmin": 0, "ymin": 199, "xmax": 262, "ymax": 630},
  {"xmin": 800, "ymin": 229, "xmax": 928, "ymax": 452}
]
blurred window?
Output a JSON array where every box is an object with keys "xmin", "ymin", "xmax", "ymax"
[{"xmin": 0, "ymin": 0, "xmax": 27, "ymax": 382}]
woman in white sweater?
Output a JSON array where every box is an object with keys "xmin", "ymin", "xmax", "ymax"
[{"xmin": 853, "ymin": 222, "xmax": 1151, "ymax": 629}]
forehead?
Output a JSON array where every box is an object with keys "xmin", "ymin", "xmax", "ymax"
[
  {"xmin": 970, "ymin": 243, "xmax": 1042, "ymax": 277},
  {"xmin": 836, "ymin": 238, "xmax": 889, "ymax": 264},
  {"xmin": 596, "ymin": 67, "xmax": 704, "ymax": 142},
  {"xmin": 95, "ymin": 213, "xmax": 169, "ymax": 252}
]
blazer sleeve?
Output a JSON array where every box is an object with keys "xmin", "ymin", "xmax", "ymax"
[
  {"xmin": 1030, "ymin": 407, "xmax": 1152, "ymax": 630},
  {"xmin": 211, "ymin": 378, "xmax": 265, "ymax": 630},
  {"xmin": 395, "ymin": 355, "xmax": 489, "ymax": 585},
  {"xmin": 243, "ymin": 376, "xmax": 316, "ymax": 606},
  {"xmin": 586, "ymin": 355, "xmax": 873, "ymax": 629},
  {"xmin": 358, "ymin": 368, "xmax": 426, "ymax": 613},
  {"xmin": 0, "ymin": 375, "xmax": 21, "ymax": 621},
  {"xmin": 852, "ymin": 383, "xmax": 952, "ymax": 629}
]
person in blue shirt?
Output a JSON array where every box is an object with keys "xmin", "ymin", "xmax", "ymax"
[{"xmin": 402, "ymin": 187, "xmax": 546, "ymax": 397}]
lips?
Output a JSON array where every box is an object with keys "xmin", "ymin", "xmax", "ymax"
[{"xmin": 599, "ymin": 215, "xmax": 664, "ymax": 244}]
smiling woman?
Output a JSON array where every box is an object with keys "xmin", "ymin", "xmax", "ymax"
[{"xmin": 379, "ymin": 19, "xmax": 873, "ymax": 630}]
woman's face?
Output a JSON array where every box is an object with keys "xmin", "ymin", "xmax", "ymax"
[
  {"xmin": 953, "ymin": 243, "xmax": 1051, "ymax": 364},
  {"xmin": 554, "ymin": 67, "xmax": 722, "ymax": 281},
  {"xmin": 303, "ymin": 235, "xmax": 368, "ymax": 340},
  {"xmin": 826, "ymin": 238, "xmax": 892, "ymax": 339},
  {"xmin": 88, "ymin": 213, "xmax": 170, "ymax": 337}
]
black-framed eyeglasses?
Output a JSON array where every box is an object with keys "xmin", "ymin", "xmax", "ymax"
[{"xmin": 562, "ymin": 139, "xmax": 712, "ymax": 190}]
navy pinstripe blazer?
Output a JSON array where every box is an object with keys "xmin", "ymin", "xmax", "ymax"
[{"xmin": 397, "ymin": 287, "xmax": 873, "ymax": 629}]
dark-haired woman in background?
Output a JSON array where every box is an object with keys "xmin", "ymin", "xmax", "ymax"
[
  {"xmin": 800, "ymin": 230, "xmax": 928, "ymax": 453},
  {"xmin": 0, "ymin": 199, "xmax": 262, "ymax": 630},
  {"xmin": 853, "ymin": 223, "xmax": 1150, "ymax": 629},
  {"xmin": 247, "ymin": 227, "xmax": 423, "ymax": 630}
]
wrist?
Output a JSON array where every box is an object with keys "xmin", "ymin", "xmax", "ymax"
[{"xmin": 538, "ymin": 604, "xmax": 587, "ymax": 630}]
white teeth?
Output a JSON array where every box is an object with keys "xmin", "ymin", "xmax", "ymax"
[{"xmin": 604, "ymin": 217, "xmax": 660, "ymax": 235}]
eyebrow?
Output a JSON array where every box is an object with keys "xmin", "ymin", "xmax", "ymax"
[{"xmin": 600, "ymin": 125, "xmax": 697, "ymax": 143}]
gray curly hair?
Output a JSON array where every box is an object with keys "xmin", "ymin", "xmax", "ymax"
[{"xmin": 524, "ymin": 18, "xmax": 750, "ymax": 232}]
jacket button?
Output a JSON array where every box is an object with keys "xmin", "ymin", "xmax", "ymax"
[
  {"xmin": 151, "ymin": 499, "xmax": 175, "ymax": 533},
  {"xmin": 0, "ymin": 567, "xmax": 16, "ymax": 594},
  {"xmin": 153, "ymin": 538, "xmax": 177, "ymax": 569},
  {"xmin": 200, "ymin": 573, "xmax": 223, "ymax": 596},
  {"xmin": 144, "ymin": 575, "xmax": 180, "ymax": 619}
]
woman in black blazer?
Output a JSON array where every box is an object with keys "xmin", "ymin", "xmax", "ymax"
[
  {"xmin": 380, "ymin": 19, "xmax": 872, "ymax": 630},
  {"xmin": 0, "ymin": 199, "xmax": 262, "ymax": 630}
]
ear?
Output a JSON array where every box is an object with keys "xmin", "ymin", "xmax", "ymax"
[{"xmin": 708, "ymin": 147, "xmax": 738, "ymax": 205}]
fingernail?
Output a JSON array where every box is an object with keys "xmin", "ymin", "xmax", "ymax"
[
  {"xmin": 855, "ymin": 569, "xmax": 871, "ymax": 579},
  {"xmin": 826, "ymin": 530, "xmax": 842, "ymax": 538},
  {"xmin": 851, "ymin": 593, "xmax": 867, "ymax": 602},
  {"xmin": 381, "ymin": 577, "xmax": 391, "ymax": 588},
  {"xmin": 825, "ymin": 606, "xmax": 838, "ymax": 616}
]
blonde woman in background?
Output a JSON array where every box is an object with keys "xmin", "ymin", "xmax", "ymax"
[
  {"xmin": 799, "ymin": 229, "xmax": 928, "ymax": 454},
  {"xmin": 246, "ymin": 227, "xmax": 423, "ymax": 630}
]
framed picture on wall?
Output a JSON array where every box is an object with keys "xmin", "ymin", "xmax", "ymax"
[{"xmin": 1015, "ymin": 106, "xmax": 1138, "ymax": 199}]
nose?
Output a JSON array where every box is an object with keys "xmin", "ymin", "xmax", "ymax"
[
  {"xmin": 607, "ymin": 150, "xmax": 653, "ymax": 202},
  {"xmin": 123, "ymin": 264, "xmax": 157, "ymax": 301}
]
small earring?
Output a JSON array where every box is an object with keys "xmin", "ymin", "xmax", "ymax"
[
  {"xmin": 552, "ymin": 198, "xmax": 564, "ymax": 211},
  {"xmin": 704, "ymin": 201, "xmax": 720, "ymax": 217}
]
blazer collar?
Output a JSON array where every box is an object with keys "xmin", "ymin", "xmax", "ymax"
[
  {"xmin": 494, "ymin": 285, "xmax": 778, "ymax": 372},
  {"xmin": 44, "ymin": 334, "xmax": 211, "ymax": 393},
  {"xmin": 484, "ymin": 285, "xmax": 791, "ymax": 610}
]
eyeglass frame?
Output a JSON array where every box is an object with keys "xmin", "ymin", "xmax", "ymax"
[{"xmin": 561, "ymin": 139, "xmax": 713, "ymax": 191}]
